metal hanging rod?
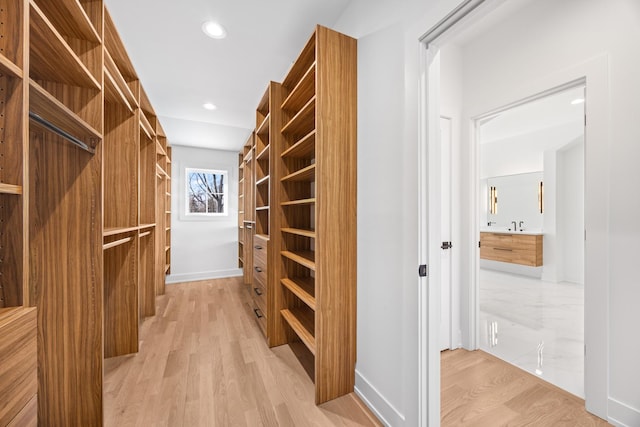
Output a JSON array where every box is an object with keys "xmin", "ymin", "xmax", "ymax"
[{"xmin": 29, "ymin": 111, "xmax": 96, "ymax": 154}]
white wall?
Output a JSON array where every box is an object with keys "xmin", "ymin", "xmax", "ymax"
[
  {"xmin": 333, "ymin": 0, "xmax": 640, "ymax": 425},
  {"xmin": 167, "ymin": 145, "xmax": 241, "ymax": 283}
]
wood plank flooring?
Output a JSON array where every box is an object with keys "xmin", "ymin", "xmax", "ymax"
[
  {"xmin": 103, "ymin": 277, "xmax": 381, "ymax": 427},
  {"xmin": 441, "ymin": 349, "xmax": 610, "ymax": 426}
]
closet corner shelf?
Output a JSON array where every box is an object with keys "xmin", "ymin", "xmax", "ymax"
[
  {"xmin": 29, "ymin": 79, "xmax": 102, "ymax": 145},
  {"xmin": 35, "ymin": 0, "xmax": 101, "ymax": 43},
  {"xmin": 281, "ymin": 164, "xmax": 315, "ymax": 183},
  {"xmin": 0, "ymin": 183, "xmax": 23, "ymax": 195},
  {"xmin": 281, "ymin": 277, "xmax": 316, "ymax": 311},
  {"xmin": 281, "ymin": 250, "xmax": 316, "ymax": 271},
  {"xmin": 30, "ymin": 2, "xmax": 101, "ymax": 90},
  {"xmin": 0, "ymin": 54, "xmax": 23, "ymax": 79},
  {"xmin": 281, "ymin": 308, "xmax": 315, "ymax": 355}
]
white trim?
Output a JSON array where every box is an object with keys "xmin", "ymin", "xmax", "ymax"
[
  {"xmin": 354, "ymin": 370, "xmax": 404, "ymax": 427},
  {"xmin": 608, "ymin": 398, "xmax": 640, "ymax": 427},
  {"xmin": 166, "ymin": 268, "xmax": 242, "ymax": 284}
]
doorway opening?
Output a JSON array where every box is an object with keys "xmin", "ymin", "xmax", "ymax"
[{"xmin": 476, "ymin": 85, "xmax": 586, "ymax": 397}]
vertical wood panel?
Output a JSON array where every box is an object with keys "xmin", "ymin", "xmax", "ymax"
[{"xmin": 29, "ymin": 130, "xmax": 103, "ymax": 424}]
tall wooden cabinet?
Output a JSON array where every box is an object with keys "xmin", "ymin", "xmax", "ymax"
[
  {"xmin": 274, "ymin": 25, "xmax": 357, "ymax": 404},
  {"xmin": 0, "ymin": 2, "xmax": 171, "ymax": 424}
]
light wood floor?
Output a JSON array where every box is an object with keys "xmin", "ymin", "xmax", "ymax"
[
  {"xmin": 441, "ymin": 349, "xmax": 610, "ymax": 426},
  {"xmin": 104, "ymin": 277, "xmax": 382, "ymax": 427}
]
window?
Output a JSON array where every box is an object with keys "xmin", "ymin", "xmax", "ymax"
[{"xmin": 185, "ymin": 168, "xmax": 228, "ymax": 216}]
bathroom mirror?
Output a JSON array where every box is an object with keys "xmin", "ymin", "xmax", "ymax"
[{"xmin": 485, "ymin": 171, "xmax": 543, "ymax": 230}]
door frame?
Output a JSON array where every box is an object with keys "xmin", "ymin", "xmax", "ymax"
[{"xmin": 417, "ymin": 0, "xmax": 611, "ymax": 424}]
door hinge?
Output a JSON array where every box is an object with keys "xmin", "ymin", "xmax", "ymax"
[
  {"xmin": 419, "ymin": 264, "xmax": 428, "ymax": 277},
  {"xmin": 441, "ymin": 241, "xmax": 452, "ymax": 250}
]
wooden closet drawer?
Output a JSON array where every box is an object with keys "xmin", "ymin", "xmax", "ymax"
[
  {"xmin": 253, "ymin": 235, "xmax": 268, "ymax": 267},
  {"xmin": 251, "ymin": 279, "xmax": 266, "ymax": 310},
  {"xmin": 250, "ymin": 299, "xmax": 266, "ymax": 336},
  {"xmin": 253, "ymin": 262, "xmax": 267, "ymax": 288}
]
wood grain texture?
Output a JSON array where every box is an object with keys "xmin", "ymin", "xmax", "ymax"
[
  {"xmin": 0, "ymin": 307, "xmax": 37, "ymax": 425},
  {"xmin": 313, "ymin": 25, "xmax": 357, "ymax": 404},
  {"xmin": 33, "ymin": 0, "xmax": 100, "ymax": 42},
  {"xmin": 103, "ymin": 9, "xmax": 137, "ymax": 80},
  {"xmin": 441, "ymin": 349, "xmax": 610, "ymax": 426},
  {"xmin": 103, "ymin": 277, "xmax": 382, "ymax": 427},
  {"xmin": 29, "ymin": 128, "xmax": 103, "ymax": 424},
  {"xmin": 0, "ymin": 0, "xmax": 25, "ymax": 70},
  {"xmin": 6, "ymin": 394, "xmax": 36, "ymax": 427},
  {"xmin": 480, "ymin": 232, "xmax": 543, "ymax": 266},
  {"xmin": 104, "ymin": 234, "xmax": 139, "ymax": 358}
]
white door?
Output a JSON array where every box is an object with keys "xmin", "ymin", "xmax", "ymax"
[{"xmin": 440, "ymin": 116, "xmax": 453, "ymax": 351}]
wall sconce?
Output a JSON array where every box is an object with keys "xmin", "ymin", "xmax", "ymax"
[
  {"xmin": 490, "ymin": 186, "xmax": 498, "ymax": 214},
  {"xmin": 538, "ymin": 181, "xmax": 544, "ymax": 213}
]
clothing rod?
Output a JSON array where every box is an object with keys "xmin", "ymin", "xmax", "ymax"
[{"xmin": 29, "ymin": 111, "xmax": 96, "ymax": 154}]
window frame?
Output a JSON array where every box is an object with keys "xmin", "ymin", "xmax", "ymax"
[{"xmin": 184, "ymin": 167, "xmax": 228, "ymax": 217}]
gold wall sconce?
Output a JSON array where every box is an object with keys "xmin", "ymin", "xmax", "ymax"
[
  {"xmin": 538, "ymin": 181, "xmax": 544, "ymax": 213},
  {"xmin": 490, "ymin": 186, "xmax": 498, "ymax": 214}
]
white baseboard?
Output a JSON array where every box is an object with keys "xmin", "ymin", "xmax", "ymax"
[
  {"xmin": 166, "ymin": 269, "xmax": 242, "ymax": 284},
  {"xmin": 608, "ymin": 398, "xmax": 640, "ymax": 427},
  {"xmin": 354, "ymin": 370, "xmax": 404, "ymax": 427}
]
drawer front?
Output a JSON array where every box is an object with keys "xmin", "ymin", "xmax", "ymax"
[
  {"xmin": 250, "ymin": 299, "xmax": 266, "ymax": 336},
  {"xmin": 253, "ymin": 235, "xmax": 268, "ymax": 267},
  {"xmin": 253, "ymin": 260, "xmax": 267, "ymax": 287},
  {"xmin": 251, "ymin": 278, "xmax": 267, "ymax": 313}
]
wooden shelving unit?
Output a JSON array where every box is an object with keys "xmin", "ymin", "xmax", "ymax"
[
  {"xmin": 241, "ymin": 134, "xmax": 255, "ymax": 289},
  {"xmin": 274, "ymin": 25, "xmax": 357, "ymax": 404},
  {"xmin": 0, "ymin": 1, "xmax": 34, "ymax": 424},
  {"xmin": 0, "ymin": 1, "xmax": 171, "ymax": 424},
  {"xmin": 238, "ymin": 153, "xmax": 245, "ymax": 269}
]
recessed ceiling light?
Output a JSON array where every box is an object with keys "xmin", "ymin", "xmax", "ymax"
[
  {"xmin": 203, "ymin": 102, "xmax": 217, "ymax": 111},
  {"xmin": 202, "ymin": 21, "xmax": 227, "ymax": 39},
  {"xmin": 571, "ymin": 98, "xmax": 585, "ymax": 105}
]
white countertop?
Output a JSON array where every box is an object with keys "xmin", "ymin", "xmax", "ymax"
[{"xmin": 480, "ymin": 228, "xmax": 544, "ymax": 235}]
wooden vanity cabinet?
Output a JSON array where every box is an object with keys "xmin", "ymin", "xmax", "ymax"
[{"xmin": 480, "ymin": 232, "xmax": 543, "ymax": 267}]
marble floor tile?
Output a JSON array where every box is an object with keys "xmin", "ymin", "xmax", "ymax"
[{"xmin": 479, "ymin": 269, "xmax": 584, "ymax": 397}]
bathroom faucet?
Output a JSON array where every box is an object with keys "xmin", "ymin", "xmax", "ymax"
[
  {"xmin": 519, "ymin": 221, "xmax": 525, "ymax": 230},
  {"xmin": 511, "ymin": 221, "xmax": 517, "ymax": 231}
]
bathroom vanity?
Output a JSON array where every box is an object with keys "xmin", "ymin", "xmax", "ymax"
[{"xmin": 480, "ymin": 231, "xmax": 543, "ymax": 267}]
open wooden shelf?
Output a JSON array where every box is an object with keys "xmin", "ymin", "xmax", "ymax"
[
  {"xmin": 256, "ymin": 144, "xmax": 270, "ymax": 161},
  {"xmin": 281, "ymin": 277, "xmax": 316, "ymax": 311},
  {"xmin": 0, "ymin": 184, "xmax": 23, "ymax": 195},
  {"xmin": 281, "ymin": 198, "xmax": 316, "ymax": 206},
  {"xmin": 156, "ymin": 140, "xmax": 167, "ymax": 156},
  {"xmin": 156, "ymin": 164, "xmax": 168, "ymax": 178},
  {"xmin": 0, "ymin": 54, "xmax": 23, "ymax": 79},
  {"xmin": 34, "ymin": 0, "xmax": 100, "ymax": 43},
  {"xmin": 104, "ymin": 69, "xmax": 133, "ymax": 113},
  {"xmin": 256, "ymin": 175, "xmax": 270, "ymax": 186},
  {"xmin": 140, "ymin": 111, "xmax": 155, "ymax": 139},
  {"xmin": 29, "ymin": 79, "xmax": 103, "ymax": 145},
  {"xmin": 103, "ymin": 236, "xmax": 133, "ymax": 251},
  {"xmin": 256, "ymin": 206, "xmax": 270, "ymax": 212},
  {"xmin": 30, "ymin": 2, "xmax": 100, "ymax": 89},
  {"xmin": 104, "ymin": 50, "xmax": 138, "ymax": 109},
  {"xmin": 104, "ymin": 10, "xmax": 137, "ymax": 80},
  {"xmin": 281, "ymin": 250, "xmax": 315, "ymax": 271},
  {"xmin": 282, "ymin": 33, "xmax": 316, "ymax": 91},
  {"xmin": 281, "ymin": 96, "xmax": 316, "ymax": 136},
  {"xmin": 281, "ymin": 164, "xmax": 315, "ymax": 182},
  {"xmin": 139, "ymin": 224, "xmax": 156, "ymax": 230},
  {"xmin": 103, "ymin": 226, "xmax": 140, "ymax": 237},
  {"xmin": 282, "ymin": 228, "xmax": 316, "ymax": 239},
  {"xmin": 282, "ymin": 130, "xmax": 316, "ymax": 159},
  {"xmin": 256, "ymin": 113, "xmax": 270, "ymax": 136},
  {"xmin": 281, "ymin": 308, "xmax": 315, "ymax": 355},
  {"xmin": 281, "ymin": 63, "xmax": 316, "ymax": 112}
]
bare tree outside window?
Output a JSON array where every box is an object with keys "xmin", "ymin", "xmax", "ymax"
[{"xmin": 186, "ymin": 168, "xmax": 227, "ymax": 215}]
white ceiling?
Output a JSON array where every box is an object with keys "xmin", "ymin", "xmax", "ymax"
[
  {"xmin": 104, "ymin": 0, "xmax": 352, "ymax": 151},
  {"xmin": 479, "ymin": 86, "xmax": 585, "ymax": 144}
]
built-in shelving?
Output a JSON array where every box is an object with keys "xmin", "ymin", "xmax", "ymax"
[
  {"xmin": 0, "ymin": 184, "xmax": 23, "ymax": 195},
  {"xmin": 281, "ymin": 308, "xmax": 315, "ymax": 355},
  {"xmin": 281, "ymin": 164, "xmax": 316, "ymax": 182},
  {"xmin": 281, "ymin": 198, "xmax": 316, "ymax": 206},
  {"xmin": 34, "ymin": 0, "xmax": 101, "ymax": 43},
  {"xmin": 0, "ymin": 55, "xmax": 23, "ymax": 79},
  {"xmin": 281, "ymin": 277, "xmax": 316, "ymax": 311},
  {"xmin": 281, "ymin": 250, "xmax": 316, "ymax": 271},
  {"xmin": 281, "ymin": 97, "xmax": 316, "ymax": 136}
]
